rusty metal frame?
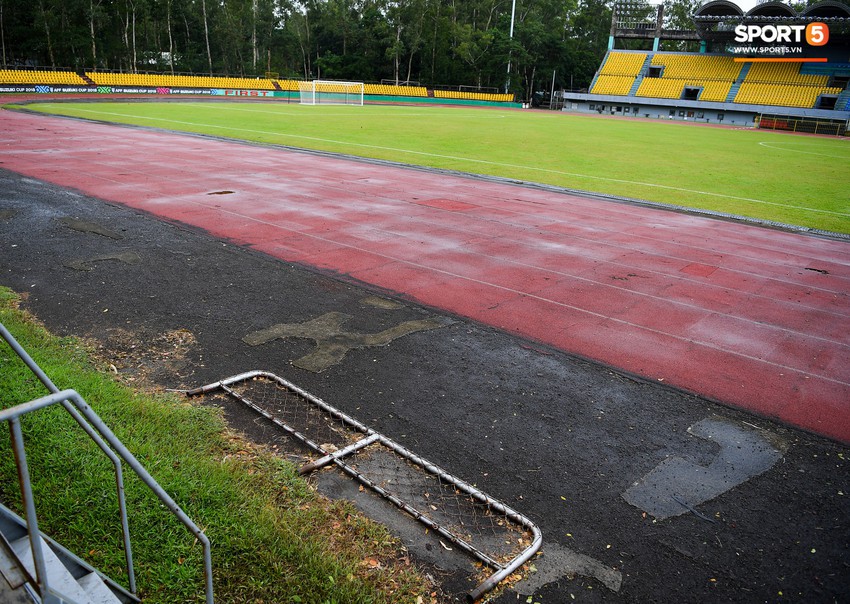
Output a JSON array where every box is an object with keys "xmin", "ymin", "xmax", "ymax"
[{"xmin": 187, "ymin": 370, "xmax": 542, "ymax": 603}]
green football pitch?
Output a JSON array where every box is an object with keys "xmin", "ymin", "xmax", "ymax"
[{"xmin": 21, "ymin": 101, "xmax": 850, "ymax": 234}]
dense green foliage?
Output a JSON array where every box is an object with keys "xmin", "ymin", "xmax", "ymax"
[
  {"xmin": 23, "ymin": 101, "xmax": 850, "ymax": 233},
  {"xmin": 0, "ymin": 288, "xmax": 430, "ymax": 603},
  {"xmin": 5, "ymin": 0, "xmax": 849, "ymax": 98},
  {"xmin": 1, "ymin": 0, "xmax": 613, "ymax": 100}
]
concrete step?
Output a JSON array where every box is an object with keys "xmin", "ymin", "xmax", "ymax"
[
  {"xmin": 77, "ymin": 572, "xmax": 121, "ymax": 604},
  {"xmin": 0, "ymin": 505, "xmax": 136, "ymax": 604},
  {"xmin": 10, "ymin": 535, "xmax": 121, "ymax": 604}
]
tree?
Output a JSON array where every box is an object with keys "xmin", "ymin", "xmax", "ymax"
[
  {"xmin": 1, "ymin": 0, "xmax": 5, "ymax": 66},
  {"xmin": 36, "ymin": 0, "xmax": 57, "ymax": 66},
  {"xmin": 88, "ymin": 0, "xmax": 102, "ymax": 65},
  {"xmin": 565, "ymin": 0, "xmax": 612, "ymax": 89},
  {"xmin": 122, "ymin": 0, "xmax": 142, "ymax": 72},
  {"xmin": 662, "ymin": 0, "xmax": 701, "ymax": 51},
  {"xmin": 509, "ymin": 0, "xmax": 570, "ymax": 102},
  {"xmin": 288, "ymin": 4, "xmax": 312, "ymax": 78},
  {"xmin": 200, "ymin": 0, "xmax": 212, "ymax": 74},
  {"xmin": 399, "ymin": 0, "xmax": 429, "ymax": 83},
  {"xmin": 2, "ymin": 0, "xmax": 624, "ymax": 100}
]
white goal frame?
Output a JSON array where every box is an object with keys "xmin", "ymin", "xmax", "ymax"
[{"xmin": 298, "ymin": 80, "xmax": 364, "ymax": 106}]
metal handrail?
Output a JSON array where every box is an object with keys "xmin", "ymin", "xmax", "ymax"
[
  {"xmin": 1, "ymin": 323, "xmax": 136, "ymax": 594},
  {"xmin": 0, "ymin": 324, "xmax": 214, "ymax": 604}
]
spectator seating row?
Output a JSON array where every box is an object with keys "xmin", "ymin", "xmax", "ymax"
[
  {"xmin": 745, "ymin": 62, "xmax": 830, "ymax": 86},
  {"xmin": 636, "ymin": 78, "xmax": 732, "ymax": 102},
  {"xmin": 364, "ymin": 84, "xmax": 428, "ymax": 97},
  {"xmin": 591, "ymin": 75, "xmax": 638, "ymax": 96},
  {"xmin": 0, "ymin": 70, "xmax": 87, "ymax": 85},
  {"xmin": 0, "ymin": 70, "xmax": 508, "ymax": 101},
  {"xmin": 598, "ymin": 52, "xmax": 648, "ymax": 77},
  {"xmin": 273, "ymin": 80, "xmax": 301, "ymax": 91},
  {"xmin": 87, "ymin": 72, "xmax": 276, "ymax": 90},
  {"xmin": 650, "ymin": 53, "xmax": 743, "ymax": 81},
  {"xmin": 590, "ymin": 51, "xmax": 845, "ymax": 110},
  {"xmin": 735, "ymin": 82, "xmax": 843, "ymax": 108},
  {"xmin": 433, "ymin": 89, "xmax": 514, "ymax": 102}
]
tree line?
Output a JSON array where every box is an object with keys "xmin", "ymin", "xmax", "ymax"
[
  {"xmin": 1, "ymin": 0, "xmax": 616, "ymax": 101},
  {"xmin": 2, "ymin": 0, "xmax": 844, "ymax": 100}
]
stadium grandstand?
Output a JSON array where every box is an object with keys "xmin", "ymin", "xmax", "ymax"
[
  {"xmin": 86, "ymin": 72, "xmax": 276, "ymax": 90},
  {"xmin": 0, "ymin": 69, "xmax": 512, "ymax": 105},
  {"xmin": 562, "ymin": 0, "xmax": 850, "ymax": 135}
]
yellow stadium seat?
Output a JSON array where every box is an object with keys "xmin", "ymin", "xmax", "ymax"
[{"xmin": 0, "ymin": 69, "xmax": 87, "ymax": 85}]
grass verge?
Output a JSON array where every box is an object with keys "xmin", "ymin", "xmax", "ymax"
[{"xmin": 0, "ymin": 287, "xmax": 432, "ymax": 603}]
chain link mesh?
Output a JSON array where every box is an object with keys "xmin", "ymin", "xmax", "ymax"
[
  {"xmin": 345, "ymin": 443, "xmax": 532, "ymax": 564},
  {"xmin": 228, "ymin": 376, "xmax": 365, "ymax": 452},
  {"xmin": 193, "ymin": 372, "xmax": 541, "ymax": 597}
]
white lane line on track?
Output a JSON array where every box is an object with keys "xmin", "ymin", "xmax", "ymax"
[
  {"xmin": 49, "ymin": 106, "xmax": 850, "ymax": 218},
  {"xmin": 135, "ymin": 190, "xmax": 850, "ymax": 384}
]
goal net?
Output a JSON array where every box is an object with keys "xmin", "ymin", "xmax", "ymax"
[{"xmin": 298, "ymin": 80, "xmax": 364, "ymax": 106}]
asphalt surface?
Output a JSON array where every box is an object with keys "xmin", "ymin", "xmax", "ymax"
[
  {"xmin": 0, "ymin": 120, "xmax": 848, "ymax": 602},
  {"xmin": 2, "ymin": 109, "xmax": 848, "ymax": 444}
]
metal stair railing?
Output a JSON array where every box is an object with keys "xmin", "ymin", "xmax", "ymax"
[
  {"xmin": 0, "ymin": 323, "xmax": 214, "ymax": 604},
  {"xmin": 1, "ymin": 323, "xmax": 137, "ymax": 598}
]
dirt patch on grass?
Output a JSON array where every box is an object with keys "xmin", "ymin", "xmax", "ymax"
[{"xmin": 90, "ymin": 326, "xmax": 197, "ymax": 387}]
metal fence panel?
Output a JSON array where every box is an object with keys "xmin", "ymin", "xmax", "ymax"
[{"xmin": 187, "ymin": 371, "xmax": 542, "ymax": 602}]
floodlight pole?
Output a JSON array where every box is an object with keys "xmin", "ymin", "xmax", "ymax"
[
  {"xmin": 505, "ymin": 0, "xmax": 517, "ymax": 94},
  {"xmin": 549, "ymin": 69, "xmax": 556, "ymax": 109}
]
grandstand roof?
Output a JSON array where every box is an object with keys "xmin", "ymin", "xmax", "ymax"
[
  {"xmin": 693, "ymin": 1, "xmax": 850, "ymax": 42},
  {"xmin": 695, "ymin": 1, "xmax": 745, "ymax": 18},
  {"xmin": 695, "ymin": 0, "xmax": 850, "ymax": 19},
  {"xmin": 747, "ymin": 1, "xmax": 797, "ymax": 18},
  {"xmin": 802, "ymin": 0, "xmax": 850, "ymax": 18}
]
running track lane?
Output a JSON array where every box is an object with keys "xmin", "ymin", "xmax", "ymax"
[{"xmin": 2, "ymin": 110, "xmax": 849, "ymax": 444}]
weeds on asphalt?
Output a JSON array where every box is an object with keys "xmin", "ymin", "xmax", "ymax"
[{"xmin": 0, "ymin": 287, "xmax": 434, "ymax": 603}]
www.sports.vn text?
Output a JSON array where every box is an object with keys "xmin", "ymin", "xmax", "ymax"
[{"xmin": 731, "ymin": 46, "xmax": 804, "ymax": 55}]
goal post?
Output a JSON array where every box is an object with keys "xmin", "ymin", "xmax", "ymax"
[{"xmin": 298, "ymin": 80, "xmax": 364, "ymax": 106}]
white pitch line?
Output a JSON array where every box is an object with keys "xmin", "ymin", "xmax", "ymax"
[
  {"xmin": 196, "ymin": 103, "xmax": 510, "ymax": 119},
  {"xmin": 758, "ymin": 140, "xmax": 850, "ymax": 160}
]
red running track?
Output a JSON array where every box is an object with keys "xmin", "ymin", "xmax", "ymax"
[{"xmin": 2, "ymin": 110, "xmax": 849, "ymax": 443}]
